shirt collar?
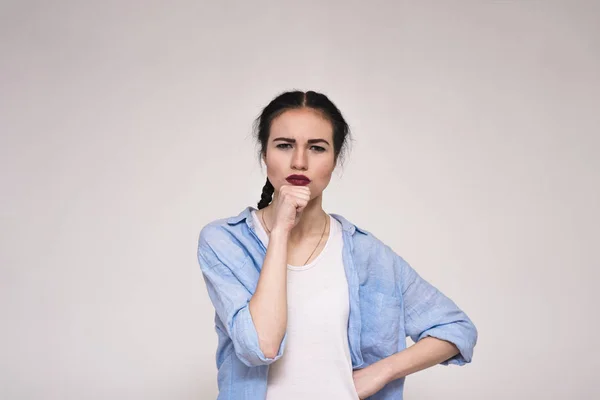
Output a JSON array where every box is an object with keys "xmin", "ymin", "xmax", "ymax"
[{"xmin": 226, "ymin": 206, "xmax": 368, "ymax": 235}]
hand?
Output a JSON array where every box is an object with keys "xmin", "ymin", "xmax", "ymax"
[
  {"xmin": 271, "ymin": 184, "xmax": 311, "ymax": 233},
  {"xmin": 352, "ymin": 360, "xmax": 391, "ymax": 399}
]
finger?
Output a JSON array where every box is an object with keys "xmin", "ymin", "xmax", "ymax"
[{"xmin": 290, "ymin": 187, "xmax": 311, "ymax": 198}]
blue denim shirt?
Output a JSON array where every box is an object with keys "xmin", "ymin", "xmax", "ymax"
[{"xmin": 197, "ymin": 206, "xmax": 478, "ymax": 400}]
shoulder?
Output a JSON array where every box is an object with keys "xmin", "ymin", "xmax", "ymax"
[
  {"xmin": 197, "ymin": 208, "xmax": 255, "ymax": 269},
  {"xmin": 198, "ymin": 206, "xmax": 254, "ymax": 246},
  {"xmin": 329, "ymin": 212, "xmax": 389, "ymax": 254},
  {"xmin": 332, "ymin": 211, "xmax": 408, "ymax": 265},
  {"xmin": 198, "ymin": 217, "xmax": 231, "ymax": 247}
]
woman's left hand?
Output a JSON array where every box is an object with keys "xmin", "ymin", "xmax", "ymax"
[{"xmin": 352, "ymin": 360, "xmax": 391, "ymax": 399}]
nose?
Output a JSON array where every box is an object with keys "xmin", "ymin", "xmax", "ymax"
[{"xmin": 291, "ymin": 147, "xmax": 308, "ymax": 171}]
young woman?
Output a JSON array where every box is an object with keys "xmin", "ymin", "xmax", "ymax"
[{"xmin": 197, "ymin": 90, "xmax": 478, "ymax": 400}]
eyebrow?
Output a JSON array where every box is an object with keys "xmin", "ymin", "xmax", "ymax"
[{"xmin": 272, "ymin": 137, "xmax": 330, "ymax": 146}]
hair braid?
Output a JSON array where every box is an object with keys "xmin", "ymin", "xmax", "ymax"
[{"xmin": 257, "ymin": 178, "xmax": 274, "ymax": 209}]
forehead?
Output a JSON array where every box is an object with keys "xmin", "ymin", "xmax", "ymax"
[{"xmin": 270, "ymin": 108, "xmax": 333, "ymax": 140}]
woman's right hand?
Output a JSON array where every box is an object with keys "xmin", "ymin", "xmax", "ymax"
[{"xmin": 270, "ymin": 184, "xmax": 311, "ymax": 234}]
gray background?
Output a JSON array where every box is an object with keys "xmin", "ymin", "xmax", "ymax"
[{"xmin": 1, "ymin": 0, "xmax": 598, "ymax": 399}]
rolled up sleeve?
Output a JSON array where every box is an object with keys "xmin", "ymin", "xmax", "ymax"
[
  {"xmin": 395, "ymin": 253, "xmax": 478, "ymax": 366},
  {"xmin": 197, "ymin": 227, "xmax": 287, "ymax": 367}
]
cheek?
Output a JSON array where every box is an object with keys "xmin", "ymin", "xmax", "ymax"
[
  {"xmin": 319, "ymin": 156, "xmax": 336, "ymax": 173},
  {"xmin": 313, "ymin": 161, "xmax": 335, "ymax": 182},
  {"xmin": 265, "ymin": 152, "xmax": 286, "ymax": 172}
]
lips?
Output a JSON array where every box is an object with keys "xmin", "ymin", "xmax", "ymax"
[{"xmin": 286, "ymin": 174, "xmax": 311, "ymax": 186}]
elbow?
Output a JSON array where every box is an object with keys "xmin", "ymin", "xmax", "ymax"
[
  {"xmin": 248, "ymin": 300, "xmax": 287, "ymax": 363},
  {"xmin": 259, "ymin": 337, "xmax": 284, "ymax": 359},
  {"xmin": 233, "ymin": 336, "xmax": 286, "ymax": 367},
  {"xmin": 463, "ymin": 318, "xmax": 478, "ymax": 349},
  {"xmin": 418, "ymin": 318, "xmax": 478, "ymax": 366},
  {"xmin": 255, "ymin": 330, "xmax": 286, "ymax": 360},
  {"xmin": 255, "ymin": 323, "xmax": 286, "ymax": 359},
  {"xmin": 261, "ymin": 348, "xmax": 279, "ymax": 360},
  {"xmin": 455, "ymin": 319, "xmax": 479, "ymax": 364},
  {"xmin": 229, "ymin": 306, "xmax": 287, "ymax": 367}
]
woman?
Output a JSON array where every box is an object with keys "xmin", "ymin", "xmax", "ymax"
[{"xmin": 197, "ymin": 90, "xmax": 478, "ymax": 400}]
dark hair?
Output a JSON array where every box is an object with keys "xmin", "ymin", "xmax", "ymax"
[{"xmin": 252, "ymin": 90, "xmax": 353, "ymax": 209}]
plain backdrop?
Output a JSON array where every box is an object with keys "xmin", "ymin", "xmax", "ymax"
[{"xmin": 1, "ymin": 1, "xmax": 599, "ymax": 399}]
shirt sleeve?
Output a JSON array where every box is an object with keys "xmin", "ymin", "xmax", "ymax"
[
  {"xmin": 197, "ymin": 225, "xmax": 287, "ymax": 368},
  {"xmin": 394, "ymin": 251, "xmax": 478, "ymax": 366}
]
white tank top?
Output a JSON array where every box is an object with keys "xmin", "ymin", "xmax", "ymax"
[{"xmin": 250, "ymin": 210, "xmax": 359, "ymax": 400}]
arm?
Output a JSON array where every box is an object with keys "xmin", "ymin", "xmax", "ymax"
[
  {"xmin": 397, "ymin": 251, "xmax": 478, "ymax": 367},
  {"xmin": 353, "ymin": 337, "xmax": 461, "ymax": 398},
  {"xmin": 248, "ymin": 226, "xmax": 290, "ymax": 358},
  {"xmin": 379, "ymin": 336, "xmax": 460, "ymax": 381},
  {"xmin": 197, "ymin": 225, "xmax": 290, "ymax": 367},
  {"xmin": 353, "ymin": 249, "xmax": 477, "ymax": 397}
]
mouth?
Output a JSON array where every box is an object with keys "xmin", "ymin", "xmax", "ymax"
[{"xmin": 286, "ymin": 174, "xmax": 311, "ymax": 186}]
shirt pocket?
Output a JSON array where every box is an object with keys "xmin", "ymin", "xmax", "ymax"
[{"xmin": 360, "ymin": 290, "xmax": 403, "ymax": 357}]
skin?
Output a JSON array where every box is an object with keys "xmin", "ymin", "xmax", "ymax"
[
  {"xmin": 258, "ymin": 107, "xmax": 334, "ymax": 265},
  {"xmin": 254, "ymin": 107, "xmax": 460, "ymax": 399},
  {"xmin": 249, "ymin": 108, "xmax": 334, "ymax": 362}
]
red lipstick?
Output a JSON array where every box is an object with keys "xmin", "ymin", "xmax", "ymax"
[{"xmin": 286, "ymin": 174, "xmax": 311, "ymax": 186}]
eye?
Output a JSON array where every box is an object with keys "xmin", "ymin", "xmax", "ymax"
[{"xmin": 275, "ymin": 143, "xmax": 326, "ymax": 152}]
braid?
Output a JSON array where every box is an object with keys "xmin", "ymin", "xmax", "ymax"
[{"xmin": 257, "ymin": 178, "xmax": 274, "ymax": 209}]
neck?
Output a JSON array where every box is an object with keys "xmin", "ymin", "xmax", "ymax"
[{"xmin": 265, "ymin": 192, "xmax": 327, "ymax": 240}]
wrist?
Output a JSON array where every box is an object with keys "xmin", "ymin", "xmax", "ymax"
[
  {"xmin": 270, "ymin": 226, "xmax": 290, "ymax": 239},
  {"xmin": 376, "ymin": 356, "xmax": 396, "ymax": 384}
]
